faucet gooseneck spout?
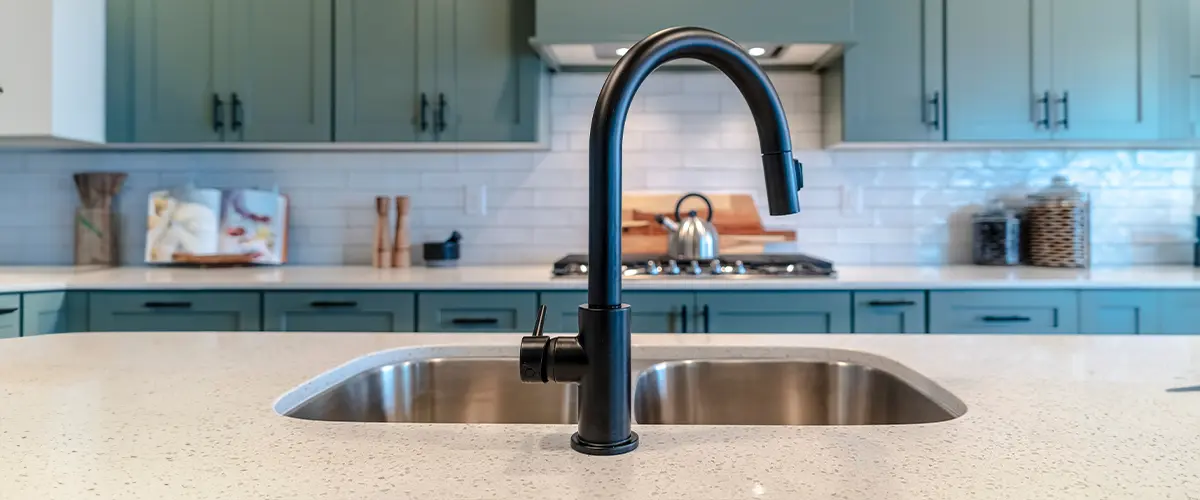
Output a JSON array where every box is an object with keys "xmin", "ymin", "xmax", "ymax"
[{"xmin": 519, "ymin": 26, "xmax": 804, "ymax": 456}]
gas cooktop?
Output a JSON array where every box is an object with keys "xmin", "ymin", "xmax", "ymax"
[{"xmin": 551, "ymin": 253, "xmax": 835, "ymax": 278}]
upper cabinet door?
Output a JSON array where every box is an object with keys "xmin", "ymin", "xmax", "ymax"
[
  {"xmin": 433, "ymin": 0, "xmax": 540, "ymax": 142},
  {"xmin": 334, "ymin": 0, "xmax": 435, "ymax": 142},
  {"xmin": 228, "ymin": 0, "xmax": 333, "ymax": 142},
  {"xmin": 842, "ymin": 0, "xmax": 945, "ymax": 141},
  {"xmin": 1049, "ymin": 0, "xmax": 1147, "ymax": 140},
  {"xmin": 1049, "ymin": 0, "xmax": 1189, "ymax": 140},
  {"xmin": 130, "ymin": 0, "xmax": 230, "ymax": 143},
  {"xmin": 946, "ymin": 0, "xmax": 1051, "ymax": 140}
]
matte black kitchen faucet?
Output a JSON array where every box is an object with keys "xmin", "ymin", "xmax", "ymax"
[{"xmin": 519, "ymin": 26, "xmax": 804, "ymax": 456}]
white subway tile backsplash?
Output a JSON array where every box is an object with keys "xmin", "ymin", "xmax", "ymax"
[{"xmin": 0, "ymin": 71, "xmax": 1194, "ymax": 266}]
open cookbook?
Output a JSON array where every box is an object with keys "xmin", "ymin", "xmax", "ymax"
[{"xmin": 145, "ymin": 187, "xmax": 289, "ymax": 265}]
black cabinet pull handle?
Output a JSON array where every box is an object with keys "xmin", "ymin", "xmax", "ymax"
[
  {"xmin": 144, "ymin": 302, "xmax": 192, "ymax": 309},
  {"xmin": 212, "ymin": 93, "xmax": 225, "ymax": 133},
  {"xmin": 310, "ymin": 301, "xmax": 358, "ymax": 308},
  {"xmin": 981, "ymin": 315, "xmax": 1032, "ymax": 323},
  {"xmin": 926, "ymin": 92, "xmax": 941, "ymax": 130},
  {"xmin": 680, "ymin": 304, "xmax": 688, "ymax": 333},
  {"xmin": 1035, "ymin": 91, "xmax": 1051, "ymax": 129},
  {"xmin": 231, "ymin": 93, "xmax": 244, "ymax": 133},
  {"xmin": 0, "ymin": 307, "xmax": 17, "ymax": 315},
  {"xmin": 702, "ymin": 305, "xmax": 710, "ymax": 333},
  {"xmin": 1055, "ymin": 91, "xmax": 1070, "ymax": 130},
  {"xmin": 451, "ymin": 318, "xmax": 500, "ymax": 325},
  {"xmin": 867, "ymin": 300, "xmax": 917, "ymax": 307},
  {"xmin": 419, "ymin": 93, "xmax": 429, "ymax": 132},
  {"xmin": 435, "ymin": 93, "xmax": 447, "ymax": 133}
]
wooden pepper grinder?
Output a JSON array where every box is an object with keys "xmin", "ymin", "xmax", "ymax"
[
  {"xmin": 392, "ymin": 196, "xmax": 411, "ymax": 268},
  {"xmin": 373, "ymin": 196, "xmax": 391, "ymax": 268}
]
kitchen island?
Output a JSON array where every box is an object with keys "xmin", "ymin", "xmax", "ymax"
[{"xmin": 0, "ymin": 332, "xmax": 1197, "ymax": 499}]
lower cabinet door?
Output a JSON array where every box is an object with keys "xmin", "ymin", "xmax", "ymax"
[
  {"xmin": 0, "ymin": 294, "xmax": 20, "ymax": 339},
  {"xmin": 21, "ymin": 292, "xmax": 88, "ymax": 335},
  {"xmin": 88, "ymin": 292, "xmax": 263, "ymax": 332},
  {"xmin": 1159, "ymin": 291, "xmax": 1200, "ymax": 334},
  {"xmin": 417, "ymin": 292, "xmax": 537, "ymax": 332},
  {"xmin": 264, "ymin": 292, "xmax": 415, "ymax": 332},
  {"xmin": 1079, "ymin": 290, "xmax": 1160, "ymax": 334},
  {"xmin": 853, "ymin": 291, "xmax": 927, "ymax": 333},
  {"xmin": 696, "ymin": 292, "xmax": 852, "ymax": 334},
  {"xmin": 928, "ymin": 291, "xmax": 1079, "ymax": 334},
  {"xmin": 539, "ymin": 291, "xmax": 586, "ymax": 333},
  {"xmin": 539, "ymin": 291, "xmax": 695, "ymax": 334},
  {"xmin": 625, "ymin": 292, "xmax": 695, "ymax": 333}
]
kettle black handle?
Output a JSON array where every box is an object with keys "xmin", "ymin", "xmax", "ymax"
[{"xmin": 674, "ymin": 192, "xmax": 714, "ymax": 222}]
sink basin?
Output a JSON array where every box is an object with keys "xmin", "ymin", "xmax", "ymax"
[
  {"xmin": 284, "ymin": 358, "xmax": 578, "ymax": 424},
  {"xmin": 280, "ymin": 349, "xmax": 964, "ymax": 426},
  {"xmin": 634, "ymin": 359, "xmax": 962, "ymax": 425}
]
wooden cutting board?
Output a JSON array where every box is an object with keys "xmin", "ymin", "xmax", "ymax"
[{"xmin": 622, "ymin": 193, "xmax": 795, "ymax": 255}]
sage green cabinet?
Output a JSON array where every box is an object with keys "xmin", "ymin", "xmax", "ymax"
[
  {"xmin": 264, "ymin": 292, "xmax": 415, "ymax": 332},
  {"xmin": 21, "ymin": 292, "xmax": 87, "ymax": 336},
  {"xmin": 433, "ymin": 0, "xmax": 539, "ymax": 142},
  {"xmin": 945, "ymin": 0, "xmax": 1047, "ymax": 141},
  {"xmin": 1158, "ymin": 291, "xmax": 1200, "ymax": 335},
  {"xmin": 335, "ymin": 0, "xmax": 539, "ymax": 143},
  {"xmin": 853, "ymin": 291, "xmax": 927, "ymax": 333},
  {"xmin": 838, "ymin": 0, "xmax": 945, "ymax": 142},
  {"xmin": 125, "ymin": 0, "xmax": 229, "ymax": 143},
  {"xmin": 929, "ymin": 290, "xmax": 1079, "ymax": 334},
  {"xmin": 228, "ymin": 0, "xmax": 333, "ymax": 142},
  {"xmin": 88, "ymin": 292, "xmax": 262, "ymax": 332},
  {"xmin": 114, "ymin": 0, "xmax": 333, "ymax": 143},
  {"xmin": 539, "ymin": 292, "xmax": 695, "ymax": 334},
  {"xmin": 1078, "ymin": 291, "xmax": 1160, "ymax": 335},
  {"xmin": 334, "ymin": 0, "xmax": 434, "ymax": 142},
  {"xmin": 945, "ymin": 0, "xmax": 1189, "ymax": 141},
  {"xmin": 0, "ymin": 295, "xmax": 19, "ymax": 339},
  {"xmin": 624, "ymin": 292, "xmax": 695, "ymax": 334},
  {"xmin": 696, "ymin": 292, "xmax": 852, "ymax": 334},
  {"xmin": 417, "ymin": 291, "xmax": 537, "ymax": 332}
]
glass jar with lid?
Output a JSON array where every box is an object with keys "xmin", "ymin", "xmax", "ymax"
[{"xmin": 1026, "ymin": 175, "xmax": 1090, "ymax": 268}]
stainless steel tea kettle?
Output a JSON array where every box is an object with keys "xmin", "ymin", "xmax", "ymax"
[{"xmin": 655, "ymin": 193, "xmax": 719, "ymax": 259}]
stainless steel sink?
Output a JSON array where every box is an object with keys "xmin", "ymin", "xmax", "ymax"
[
  {"xmin": 281, "ymin": 352, "xmax": 964, "ymax": 426},
  {"xmin": 284, "ymin": 358, "xmax": 578, "ymax": 424},
  {"xmin": 633, "ymin": 359, "xmax": 962, "ymax": 425}
]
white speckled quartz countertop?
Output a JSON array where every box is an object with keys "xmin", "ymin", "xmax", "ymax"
[
  {"xmin": 1, "ymin": 332, "xmax": 1198, "ymax": 499},
  {"xmin": 2, "ymin": 265, "xmax": 1200, "ymax": 293}
]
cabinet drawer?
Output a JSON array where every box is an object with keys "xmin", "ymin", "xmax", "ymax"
[
  {"xmin": 0, "ymin": 294, "xmax": 20, "ymax": 339},
  {"xmin": 929, "ymin": 291, "xmax": 1078, "ymax": 334},
  {"xmin": 853, "ymin": 291, "xmax": 927, "ymax": 333},
  {"xmin": 88, "ymin": 292, "xmax": 262, "ymax": 332},
  {"xmin": 696, "ymin": 292, "xmax": 851, "ymax": 333},
  {"xmin": 417, "ymin": 292, "xmax": 537, "ymax": 333},
  {"xmin": 264, "ymin": 292, "xmax": 415, "ymax": 332}
]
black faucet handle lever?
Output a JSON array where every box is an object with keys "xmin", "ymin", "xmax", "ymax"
[
  {"xmin": 532, "ymin": 304, "xmax": 547, "ymax": 337},
  {"xmin": 793, "ymin": 158, "xmax": 804, "ymax": 190}
]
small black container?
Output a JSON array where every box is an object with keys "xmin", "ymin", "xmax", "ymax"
[{"xmin": 424, "ymin": 231, "xmax": 462, "ymax": 267}]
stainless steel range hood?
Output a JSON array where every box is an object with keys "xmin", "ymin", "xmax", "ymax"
[{"xmin": 530, "ymin": 0, "xmax": 858, "ymax": 70}]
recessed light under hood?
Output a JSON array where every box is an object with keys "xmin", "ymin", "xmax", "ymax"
[
  {"xmin": 529, "ymin": 0, "xmax": 855, "ymax": 71},
  {"xmin": 546, "ymin": 43, "xmax": 837, "ymax": 69}
]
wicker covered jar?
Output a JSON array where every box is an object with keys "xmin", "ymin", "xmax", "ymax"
[{"xmin": 1026, "ymin": 175, "xmax": 1090, "ymax": 268}]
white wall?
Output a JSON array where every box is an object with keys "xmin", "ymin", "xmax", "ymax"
[{"xmin": 0, "ymin": 72, "xmax": 1195, "ymax": 266}]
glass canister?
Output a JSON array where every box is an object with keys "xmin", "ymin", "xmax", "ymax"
[
  {"xmin": 972, "ymin": 201, "xmax": 1021, "ymax": 266},
  {"xmin": 1026, "ymin": 175, "xmax": 1090, "ymax": 268}
]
